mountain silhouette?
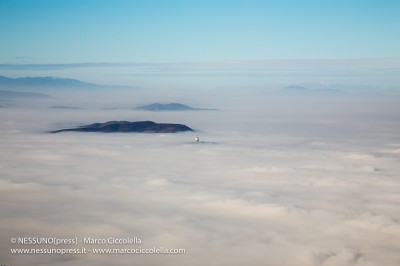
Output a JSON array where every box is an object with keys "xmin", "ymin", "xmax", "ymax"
[{"xmin": 51, "ymin": 121, "xmax": 194, "ymax": 133}]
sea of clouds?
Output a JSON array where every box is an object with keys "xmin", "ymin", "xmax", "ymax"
[{"xmin": 0, "ymin": 89, "xmax": 399, "ymax": 266}]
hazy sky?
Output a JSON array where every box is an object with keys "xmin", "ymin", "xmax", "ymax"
[{"xmin": 1, "ymin": 0, "xmax": 400, "ymax": 64}]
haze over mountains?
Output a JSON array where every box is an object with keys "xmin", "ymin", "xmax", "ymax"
[
  {"xmin": 0, "ymin": 90, "xmax": 53, "ymax": 99},
  {"xmin": 0, "ymin": 75, "xmax": 97, "ymax": 89},
  {"xmin": 280, "ymin": 85, "xmax": 346, "ymax": 95},
  {"xmin": 136, "ymin": 103, "xmax": 218, "ymax": 111},
  {"xmin": 0, "ymin": 75, "xmax": 132, "ymax": 91},
  {"xmin": 1, "ymin": 74, "xmax": 399, "ymax": 99}
]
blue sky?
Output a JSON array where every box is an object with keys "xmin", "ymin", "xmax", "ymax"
[{"xmin": 0, "ymin": 0, "xmax": 399, "ymax": 64}]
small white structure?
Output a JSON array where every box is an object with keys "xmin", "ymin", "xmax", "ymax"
[{"xmin": 195, "ymin": 136, "xmax": 199, "ymax": 143}]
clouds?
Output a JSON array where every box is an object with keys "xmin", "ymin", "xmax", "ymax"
[
  {"xmin": 1, "ymin": 59, "xmax": 400, "ymax": 95},
  {"xmin": 1, "ymin": 58, "xmax": 400, "ymax": 78},
  {"xmin": 0, "ymin": 92, "xmax": 399, "ymax": 266}
]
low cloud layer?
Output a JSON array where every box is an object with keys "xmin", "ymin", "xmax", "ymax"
[
  {"xmin": 0, "ymin": 93, "xmax": 399, "ymax": 266},
  {"xmin": 1, "ymin": 58, "xmax": 400, "ymax": 90}
]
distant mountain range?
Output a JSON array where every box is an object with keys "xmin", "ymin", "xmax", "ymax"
[
  {"xmin": 136, "ymin": 103, "xmax": 218, "ymax": 111},
  {"xmin": 0, "ymin": 90, "xmax": 53, "ymax": 99},
  {"xmin": 51, "ymin": 121, "xmax": 194, "ymax": 133},
  {"xmin": 280, "ymin": 86, "xmax": 346, "ymax": 95},
  {"xmin": 50, "ymin": 106, "xmax": 82, "ymax": 109},
  {"xmin": 0, "ymin": 75, "xmax": 132, "ymax": 90}
]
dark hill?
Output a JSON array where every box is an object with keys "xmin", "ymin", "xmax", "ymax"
[{"xmin": 51, "ymin": 121, "xmax": 194, "ymax": 133}]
